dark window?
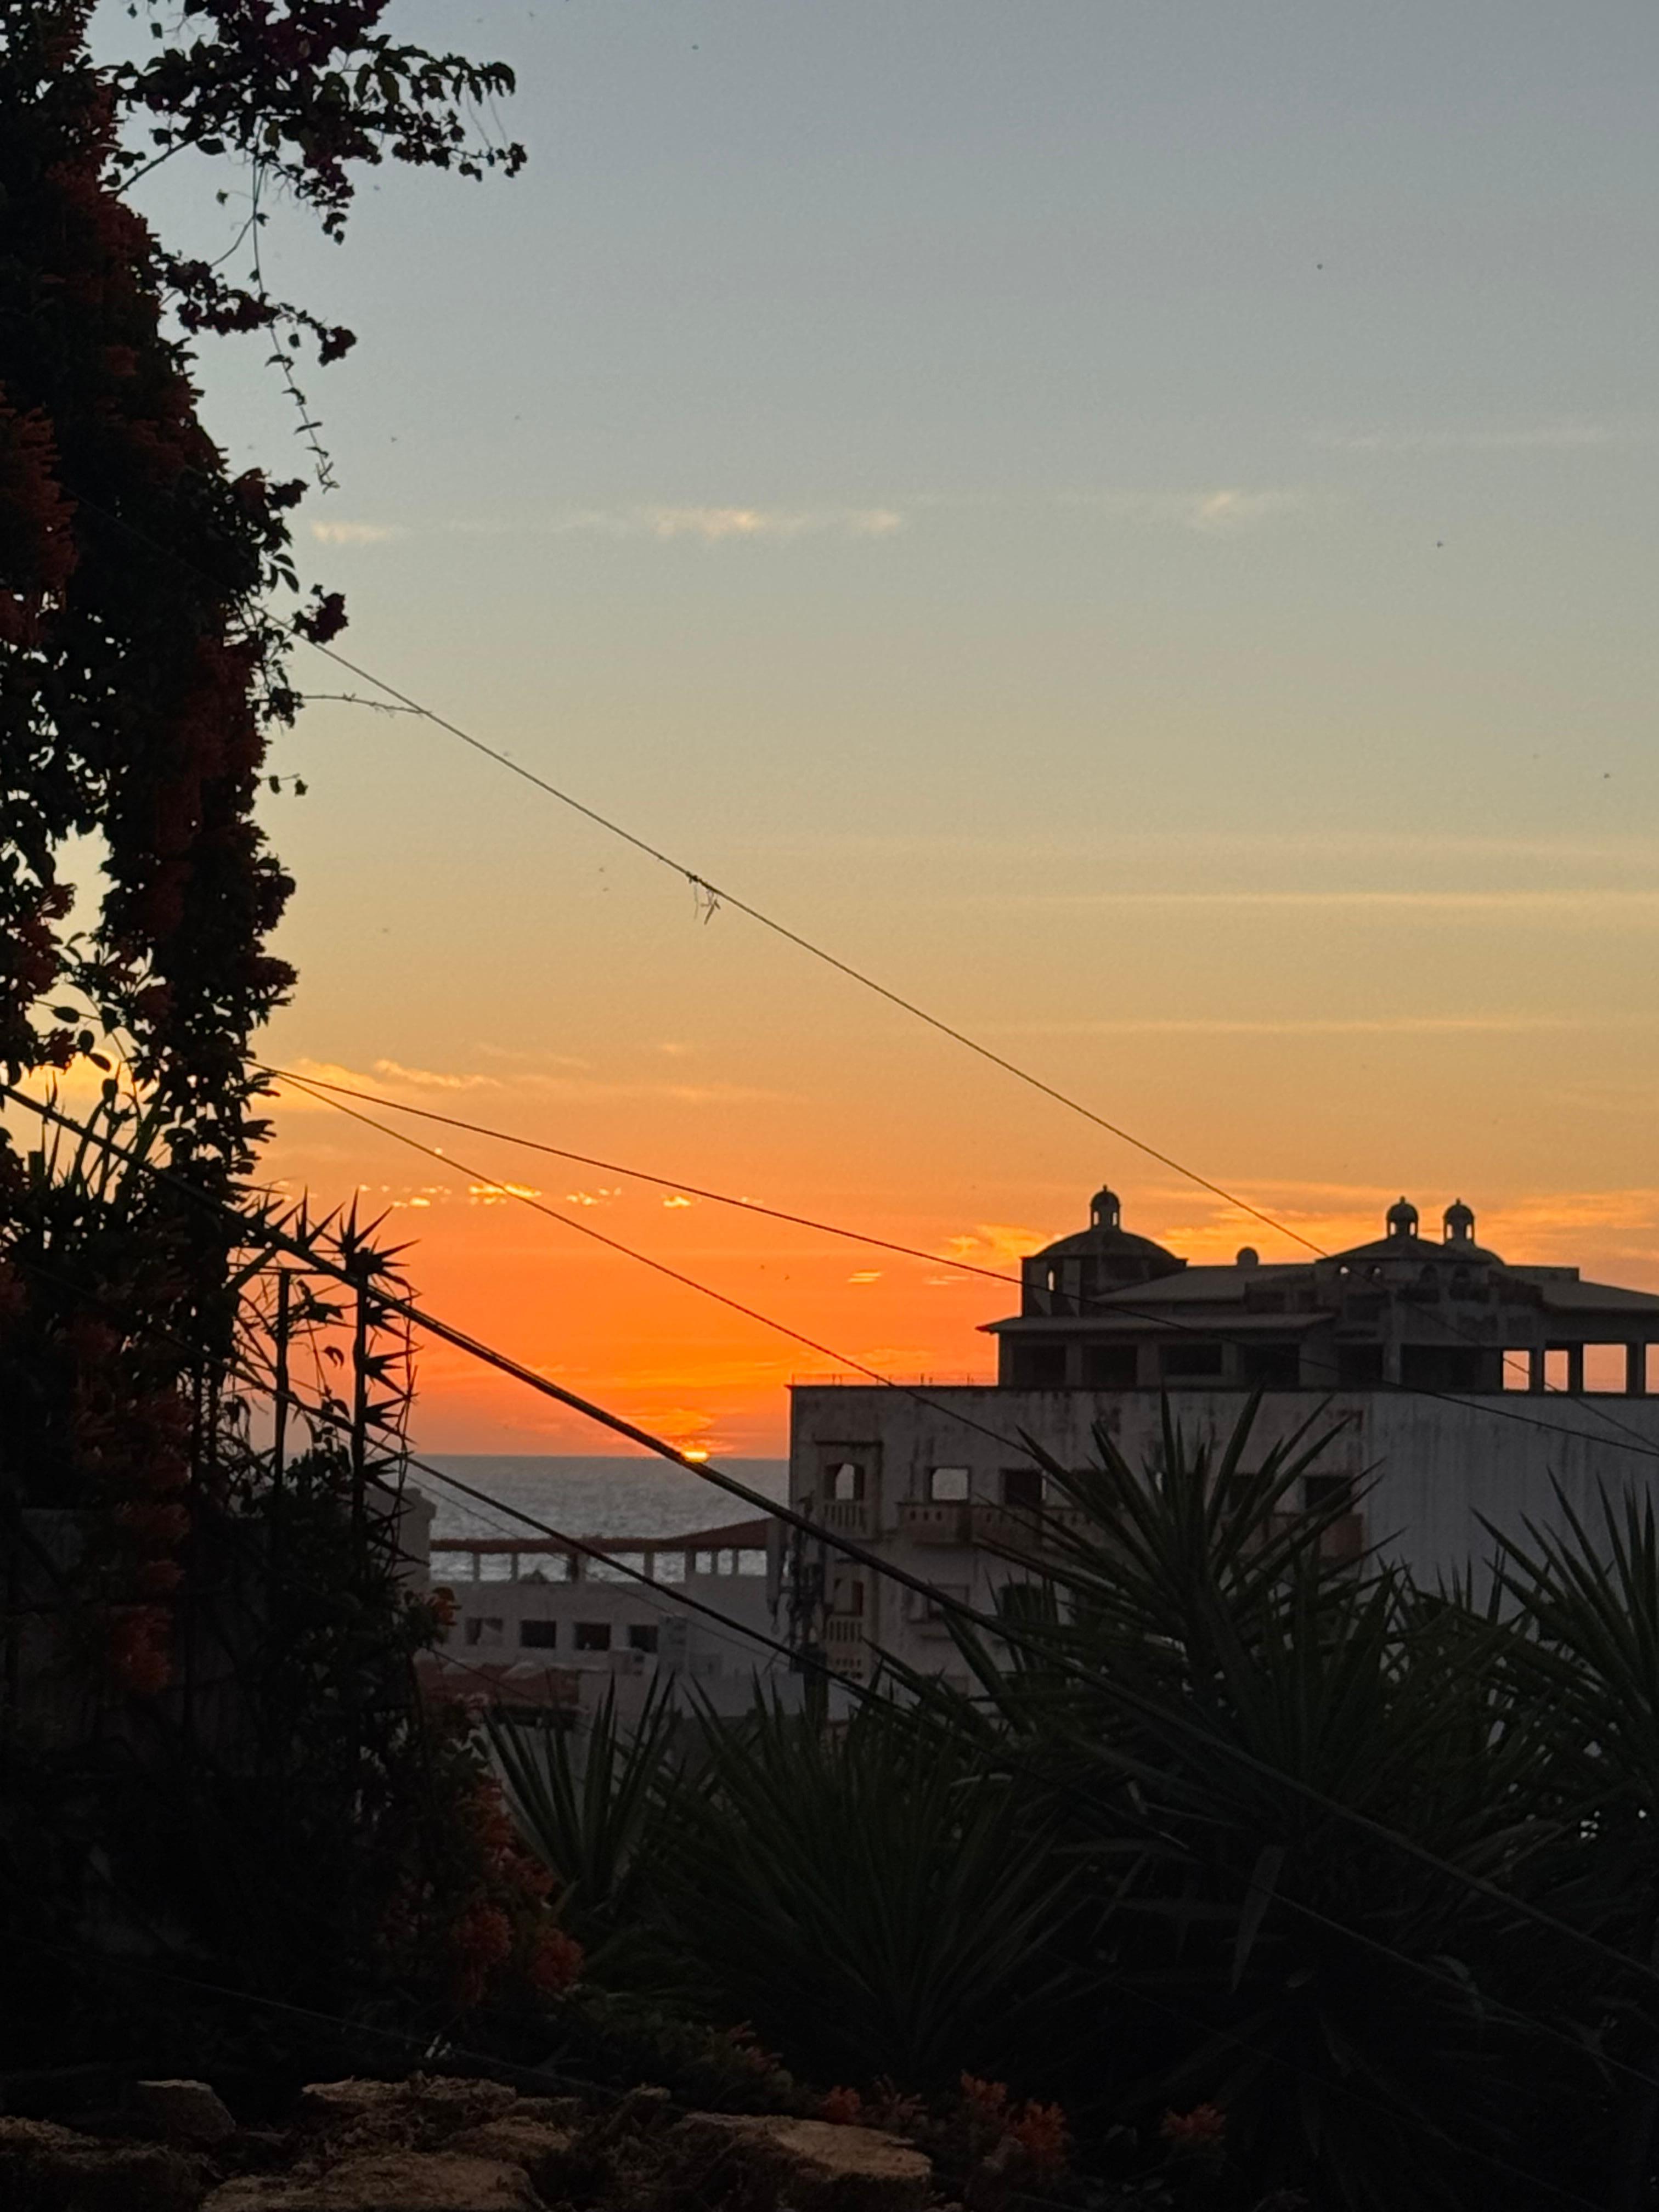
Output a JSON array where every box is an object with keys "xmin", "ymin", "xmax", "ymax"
[
  {"xmin": 1401, "ymin": 1345, "xmax": 1482, "ymax": 1392},
  {"xmin": 627, "ymin": 1623, "xmax": 659, "ymax": 1653},
  {"xmin": 519, "ymin": 1619, "xmax": 558, "ymax": 1649},
  {"xmin": 1012, "ymin": 1342, "xmax": 1068, "ymax": 1388},
  {"xmin": 1304, "ymin": 1474, "xmax": 1355, "ymax": 1515},
  {"xmin": 573, "ymin": 1621, "xmax": 612, "ymax": 1652},
  {"xmin": 1082, "ymin": 1342, "xmax": 1137, "ymax": 1388},
  {"xmin": 1001, "ymin": 1465, "xmax": 1043, "ymax": 1511},
  {"xmin": 1243, "ymin": 1341, "xmax": 1301, "ymax": 1388},
  {"xmin": 827, "ymin": 1460, "xmax": 866, "ymax": 1502},
  {"xmin": 1162, "ymin": 1341, "xmax": 1224, "ymax": 1380},
  {"xmin": 1336, "ymin": 1344, "xmax": 1385, "ymax": 1388}
]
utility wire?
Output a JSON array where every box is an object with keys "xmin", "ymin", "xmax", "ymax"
[
  {"xmin": 262, "ymin": 1064, "xmax": 1031, "ymax": 1294},
  {"xmin": 301, "ymin": 636, "xmax": 1325, "ymax": 1258},
  {"xmin": 268, "ymin": 1069, "xmax": 1659, "ymax": 1473},
  {"xmin": 13, "ymin": 1228, "xmax": 1651, "ymax": 2148},
  {"xmin": 272, "ymin": 1068, "xmax": 1049, "ymax": 1465},
  {"xmin": 403, "ymin": 1434, "xmax": 1659, "ymax": 2134},
  {"xmin": 16, "ymin": 1079, "xmax": 1659, "ymax": 2015}
]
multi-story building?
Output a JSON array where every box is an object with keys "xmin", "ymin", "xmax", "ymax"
[{"xmin": 788, "ymin": 1188, "xmax": 1659, "ymax": 1685}]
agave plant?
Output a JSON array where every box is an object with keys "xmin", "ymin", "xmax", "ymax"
[
  {"xmin": 905, "ymin": 1402, "xmax": 1573, "ymax": 2209},
  {"xmin": 656, "ymin": 1694, "xmax": 1087, "ymax": 2091},
  {"xmin": 1492, "ymin": 1488, "xmax": 1659, "ymax": 2210},
  {"xmin": 487, "ymin": 1679, "xmax": 686, "ymax": 1983}
]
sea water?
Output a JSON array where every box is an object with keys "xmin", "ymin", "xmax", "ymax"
[{"xmin": 415, "ymin": 1454, "xmax": 789, "ymax": 1542}]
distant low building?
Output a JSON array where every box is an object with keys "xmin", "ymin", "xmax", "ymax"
[
  {"xmin": 420, "ymin": 1516, "xmax": 794, "ymax": 1722},
  {"xmin": 788, "ymin": 1189, "xmax": 1659, "ymax": 1686}
]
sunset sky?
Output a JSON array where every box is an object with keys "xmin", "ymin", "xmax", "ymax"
[{"xmin": 118, "ymin": 0, "xmax": 1659, "ymax": 1455}]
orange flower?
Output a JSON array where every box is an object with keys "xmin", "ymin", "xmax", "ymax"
[
  {"xmin": 527, "ymin": 1923, "xmax": 584, "ymax": 1994},
  {"xmin": 820, "ymin": 2087, "xmax": 864, "ymax": 2125},
  {"xmin": 960, "ymin": 2074, "xmax": 1009, "ymax": 2118},
  {"xmin": 1160, "ymin": 2103, "xmax": 1226, "ymax": 2149},
  {"xmin": 1007, "ymin": 2101, "xmax": 1069, "ymax": 2172}
]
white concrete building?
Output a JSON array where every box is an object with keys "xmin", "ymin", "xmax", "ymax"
[
  {"xmin": 420, "ymin": 1516, "xmax": 795, "ymax": 1724},
  {"xmin": 787, "ymin": 1190, "xmax": 1659, "ymax": 1684}
]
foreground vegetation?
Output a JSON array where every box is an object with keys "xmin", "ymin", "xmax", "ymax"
[{"xmin": 488, "ymin": 1409, "xmax": 1659, "ymax": 2212}]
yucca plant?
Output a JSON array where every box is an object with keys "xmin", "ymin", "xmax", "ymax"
[
  {"xmin": 1492, "ymin": 1488, "xmax": 1659, "ymax": 2210},
  {"xmin": 656, "ymin": 1695, "xmax": 1087, "ymax": 2091},
  {"xmin": 487, "ymin": 1679, "xmax": 686, "ymax": 1985},
  {"xmin": 909, "ymin": 1402, "xmax": 1570, "ymax": 2209}
]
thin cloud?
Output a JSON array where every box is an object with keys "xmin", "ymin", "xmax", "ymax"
[
  {"xmin": 961, "ymin": 890, "xmax": 1659, "ymax": 919},
  {"xmin": 451, "ymin": 505, "xmax": 906, "ymax": 544},
  {"xmin": 1188, "ymin": 488, "xmax": 1304, "ymax": 532},
  {"xmin": 607, "ymin": 505, "xmax": 902, "ymax": 543},
  {"xmin": 991, "ymin": 1015, "xmax": 1647, "ymax": 1039},
  {"xmin": 1062, "ymin": 488, "xmax": 1304, "ymax": 533},
  {"xmin": 309, "ymin": 520, "xmax": 405, "ymax": 545},
  {"xmin": 1316, "ymin": 421, "xmax": 1621, "ymax": 454},
  {"xmin": 268, "ymin": 1054, "xmax": 790, "ymax": 1111},
  {"xmin": 943, "ymin": 1224, "xmax": 1052, "ymax": 1268}
]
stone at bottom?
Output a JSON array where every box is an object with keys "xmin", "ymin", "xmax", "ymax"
[{"xmin": 203, "ymin": 2150, "xmax": 543, "ymax": 2211}]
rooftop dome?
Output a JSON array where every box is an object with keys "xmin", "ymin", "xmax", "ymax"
[
  {"xmin": 1386, "ymin": 1196, "xmax": 1419, "ymax": 1241},
  {"xmin": 1024, "ymin": 1184, "xmax": 1186, "ymax": 1291},
  {"xmin": 1329, "ymin": 1193, "xmax": 1503, "ymax": 1270}
]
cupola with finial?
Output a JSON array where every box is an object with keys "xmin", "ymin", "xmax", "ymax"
[
  {"xmin": 1386, "ymin": 1196, "xmax": 1419, "ymax": 1242},
  {"xmin": 1443, "ymin": 1198, "xmax": 1476, "ymax": 1245},
  {"xmin": 1090, "ymin": 1186, "xmax": 1122, "ymax": 1232}
]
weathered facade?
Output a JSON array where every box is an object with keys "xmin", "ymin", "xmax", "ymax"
[
  {"xmin": 788, "ymin": 1192, "xmax": 1659, "ymax": 1684},
  {"xmin": 422, "ymin": 1517, "xmax": 794, "ymax": 1721}
]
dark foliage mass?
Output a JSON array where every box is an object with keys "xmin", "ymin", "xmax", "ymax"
[
  {"xmin": 0, "ymin": 0, "xmax": 520, "ymax": 1177},
  {"xmin": 0, "ymin": 0, "xmax": 548, "ymax": 2068},
  {"xmin": 489, "ymin": 1407, "xmax": 1659, "ymax": 2212},
  {"xmin": 0, "ymin": 0, "xmax": 517, "ymax": 1673}
]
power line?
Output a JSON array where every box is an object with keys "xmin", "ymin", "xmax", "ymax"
[
  {"xmin": 300, "ymin": 636, "xmax": 1325, "ymax": 1259},
  {"xmin": 10, "ymin": 1224, "xmax": 1649, "ymax": 2154},
  {"xmin": 261, "ymin": 1064, "xmax": 1029, "ymax": 1293},
  {"xmin": 268, "ymin": 1068, "xmax": 1659, "ymax": 1474},
  {"xmin": 402, "ymin": 1436, "xmax": 1659, "ymax": 2146},
  {"xmin": 42, "ymin": 489, "xmax": 1646, "ymax": 1448},
  {"xmin": 271, "ymin": 1067, "xmax": 1048, "ymax": 1465},
  {"xmin": 17, "ymin": 1079, "xmax": 1659, "ymax": 2015}
]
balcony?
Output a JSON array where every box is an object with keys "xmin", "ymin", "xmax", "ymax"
[
  {"xmin": 898, "ymin": 1501, "xmax": 1088, "ymax": 1551},
  {"xmin": 817, "ymin": 1497, "xmax": 874, "ymax": 1538},
  {"xmin": 825, "ymin": 1615, "xmax": 866, "ymax": 1646}
]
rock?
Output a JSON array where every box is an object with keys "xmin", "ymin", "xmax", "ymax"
[
  {"xmin": 0, "ymin": 2113, "xmax": 204, "ymax": 2210},
  {"xmin": 134, "ymin": 2078, "xmax": 239, "ymax": 2146},
  {"xmin": 503, "ymin": 2098, "xmax": 582, "ymax": 2128},
  {"xmin": 300, "ymin": 2083, "xmax": 405, "ymax": 2128},
  {"xmin": 205, "ymin": 2151, "xmax": 543, "ymax": 2210},
  {"xmin": 298, "ymin": 2079, "xmax": 518, "ymax": 2153},
  {"xmin": 676, "ymin": 2114, "xmax": 932, "ymax": 2212},
  {"xmin": 447, "ymin": 2119, "xmax": 572, "ymax": 2194},
  {"xmin": 400, "ymin": 2081, "xmax": 518, "ymax": 2134}
]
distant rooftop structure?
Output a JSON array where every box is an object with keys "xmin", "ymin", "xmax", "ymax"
[{"xmin": 989, "ymin": 1187, "xmax": 1659, "ymax": 1395}]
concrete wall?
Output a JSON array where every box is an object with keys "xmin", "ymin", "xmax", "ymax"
[{"xmin": 789, "ymin": 1384, "xmax": 1659, "ymax": 1674}]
